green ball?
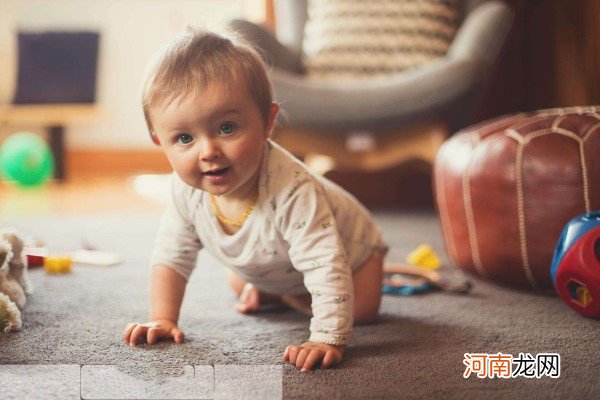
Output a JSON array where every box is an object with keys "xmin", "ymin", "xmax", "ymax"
[{"xmin": 0, "ymin": 132, "xmax": 54, "ymax": 187}]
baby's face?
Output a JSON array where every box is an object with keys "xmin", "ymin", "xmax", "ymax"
[{"xmin": 150, "ymin": 81, "xmax": 275, "ymax": 199}]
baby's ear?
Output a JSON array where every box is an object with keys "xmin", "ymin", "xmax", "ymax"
[
  {"xmin": 270, "ymin": 103, "xmax": 279, "ymax": 121},
  {"xmin": 150, "ymin": 132, "xmax": 161, "ymax": 146},
  {"xmin": 266, "ymin": 103, "xmax": 279, "ymax": 135}
]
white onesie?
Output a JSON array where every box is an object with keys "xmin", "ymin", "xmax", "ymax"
[{"xmin": 150, "ymin": 139, "xmax": 388, "ymax": 345}]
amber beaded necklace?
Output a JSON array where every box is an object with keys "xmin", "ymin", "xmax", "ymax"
[{"xmin": 209, "ymin": 193, "xmax": 257, "ymax": 227}]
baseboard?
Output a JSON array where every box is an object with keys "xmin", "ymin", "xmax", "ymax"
[
  {"xmin": 65, "ymin": 150, "xmax": 434, "ymax": 209},
  {"xmin": 67, "ymin": 149, "xmax": 172, "ymax": 179}
]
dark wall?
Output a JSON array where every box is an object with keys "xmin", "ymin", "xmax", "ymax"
[{"xmin": 477, "ymin": 0, "xmax": 600, "ymax": 120}]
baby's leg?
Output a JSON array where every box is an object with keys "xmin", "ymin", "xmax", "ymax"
[
  {"xmin": 254, "ymin": 250, "xmax": 383, "ymax": 323},
  {"xmin": 227, "ymin": 270, "xmax": 284, "ymax": 313},
  {"xmin": 227, "ymin": 249, "xmax": 384, "ymax": 322},
  {"xmin": 278, "ymin": 250, "xmax": 384, "ymax": 323},
  {"xmin": 352, "ymin": 249, "xmax": 384, "ymax": 325},
  {"xmin": 282, "ymin": 250, "xmax": 384, "ymax": 323},
  {"xmin": 227, "ymin": 270, "xmax": 312, "ymax": 315}
]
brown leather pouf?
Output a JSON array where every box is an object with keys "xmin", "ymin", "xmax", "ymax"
[{"xmin": 434, "ymin": 106, "xmax": 600, "ymax": 292}]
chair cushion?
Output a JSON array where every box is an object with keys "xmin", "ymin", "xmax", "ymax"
[
  {"xmin": 302, "ymin": 0, "xmax": 461, "ymax": 81},
  {"xmin": 434, "ymin": 106, "xmax": 600, "ymax": 292}
]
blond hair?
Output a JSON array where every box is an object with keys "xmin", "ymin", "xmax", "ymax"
[{"xmin": 142, "ymin": 27, "xmax": 273, "ymax": 142}]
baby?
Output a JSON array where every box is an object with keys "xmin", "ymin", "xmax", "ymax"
[{"xmin": 123, "ymin": 27, "xmax": 388, "ymax": 372}]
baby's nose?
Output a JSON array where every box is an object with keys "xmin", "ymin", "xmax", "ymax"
[{"xmin": 198, "ymin": 139, "xmax": 221, "ymax": 161}]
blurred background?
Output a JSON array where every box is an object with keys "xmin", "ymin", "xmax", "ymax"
[
  {"xmin": 0, "ymin": 0, "xmax": 598, "ymax": 217},
  {"xmin": 0, "ymin": 0, "xmax": 268, "ymax": 217}
]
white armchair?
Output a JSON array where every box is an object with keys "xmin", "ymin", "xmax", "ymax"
[{"xmin": 230, "ymin": 0, "xmax": 513, "ymax": 173}]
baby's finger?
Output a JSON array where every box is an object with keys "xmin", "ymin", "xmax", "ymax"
[
  {"xmin": 301, "ymin": 350, "xmax": 323, "ymax": 372},
  {"xmin": 283, "ymin": 346, "xmax": 291, "ymax": 361},
  {"xmin": 172, "ymin": 327, "xmax": 185, "ymax": 344},
  {"xmin": 129, "ymin": 325, "xmax": 148, "ymax": 346},
  {"xmin": 123, "ymin": 323, "xmax": 137, "ymax": 342},
  {"xmin": 147, "ymin": 327, "xmax": 162, "ymax": 345},
  {"xmin": 295, "ymin": 348, "xmax": 310, "ymax": 369},
  {"xmin": 288, "ymin": 346, "xmax": 301, "ymax": 365},
  {"xmin": 320, "ymin": 350, "xmax": 336, "ymax": 369}
]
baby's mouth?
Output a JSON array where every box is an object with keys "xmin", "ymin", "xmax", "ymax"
[{"xmin": 203, "ymin": 167, "xmax": 230, "ymax": 176}]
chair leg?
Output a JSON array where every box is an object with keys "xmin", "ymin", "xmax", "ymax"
[{"xmin": 272, "ymin": 121, "xmax": 449, "ymax": 174}]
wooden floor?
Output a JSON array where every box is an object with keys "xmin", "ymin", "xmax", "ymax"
[{"xmin": 0, "ymin": 175, "xmax": 165, "ymax": 218}]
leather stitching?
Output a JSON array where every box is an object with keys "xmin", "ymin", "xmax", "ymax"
[
  {"xmin": 505, "ymin": 129, "xmax": 525, "ymax": 143},
  {"xmin": 436, "ymin": 156, "xmax": 459, "ymax": 267},
  {"xmin": 515, "ymin": 137, "xmax": 539, "ymax": 289},
  {"xmin": 583, "ymin": 122, "xmax": 600, "ymax": 142},
  {"xmin": 462, "ymin": 150, "xmax": 487, "ymax": 277},
  {"xmin": 579, "ymin": 141, "xmax": 591, "ymax": 212}
]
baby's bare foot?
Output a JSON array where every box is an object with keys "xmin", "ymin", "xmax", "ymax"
[
  {"xmin": 235, "ymin": 283, "xmax": 261, "ymax": 313},
  {"xmin": 234, "ymin": 283, "xmax": 289, "ymax": 314}
]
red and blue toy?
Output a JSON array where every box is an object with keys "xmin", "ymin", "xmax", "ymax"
[{"xmin": 551, "ymin": 211, "xmax": 600, "ymax": 318}]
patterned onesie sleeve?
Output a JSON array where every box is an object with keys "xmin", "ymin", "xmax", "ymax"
[
  {"xmin": 277, "ymin": 177, "xmax": 355, "ymax": 346},
  {"xmin": 149, "ymin": 175, "xmax": 203, "ymax": 281}
]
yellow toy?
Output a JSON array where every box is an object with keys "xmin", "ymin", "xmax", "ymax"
[
  {"xmin": 383, "ymin": 244, "xmax": 472, "ymax": 294},
  {"xmin": 407, "ymin": 244, "xmax": 441, "ymax": 270},
  {"xmin": 43, "ymin": 256, "xmax": 72, "ymax": 274}
]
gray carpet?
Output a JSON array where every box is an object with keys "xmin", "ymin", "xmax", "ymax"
[{"xmin": 1, "ymin": 210, "xmax": 599, "ymax": 399}]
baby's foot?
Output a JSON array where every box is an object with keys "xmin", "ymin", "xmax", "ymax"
[
  {"xmin": 235, "ymin": 283, "xmax": 288, "ymax": 314},
  {"xmin": 235, "ymin": 283, "xmax": 262, "ymax": 313}
]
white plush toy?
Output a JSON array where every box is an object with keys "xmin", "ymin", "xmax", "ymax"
[{"xmin": 0, "ymin": 228, "xmax": 32, "ymax": 333}]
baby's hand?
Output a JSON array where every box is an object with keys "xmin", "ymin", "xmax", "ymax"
[
  {"xmin": 283, "ymin": 341, "xmax": 345, "ymax": 371},
  {"xmin": 123, "ymin": 319, "xmax": 185, "ymax": 347}
]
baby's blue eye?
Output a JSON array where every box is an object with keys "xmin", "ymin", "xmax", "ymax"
[
  {"xmin": 177, "ymin": 134, "xmax": 193, "ymax": 144},
  {"xmin": 219, "ymin": 122, "xmax": 236, "ymax": 135}
]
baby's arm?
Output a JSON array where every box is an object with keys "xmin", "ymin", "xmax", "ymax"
[
  {"xmin": 123, "ymin": 174, "xmax": 200, "ymax": 346},
  {"xmin": 275, "ymin": 177, "xmax": 354, "ymax": 370},
  {"xmin": 123, "ymin": 264, "xmax": 187, "ymax": 346}
]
